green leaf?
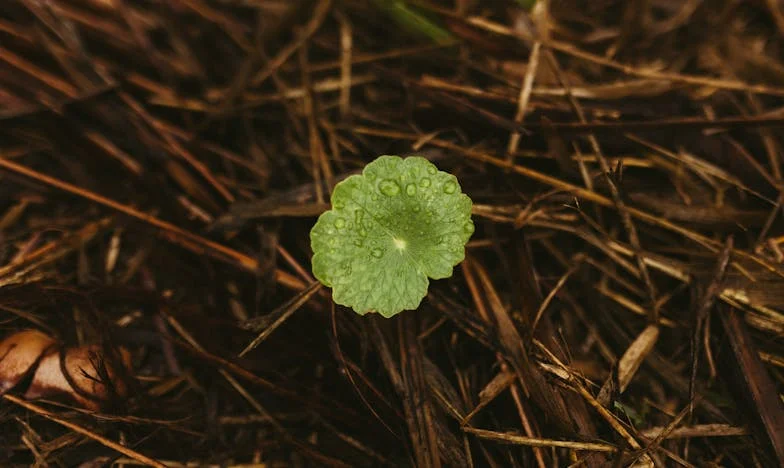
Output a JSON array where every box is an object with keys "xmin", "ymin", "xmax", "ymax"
[
  {"xmin": 369, "ymin": 0, "xmax": 454, "ymax": 45},
  {"xmin": 515, "ymin": 0, "xmax": 538, "ymax": 10},
  {"xmin": 310, "ymin": 156, "xmax": 474, "ymax": 318}
]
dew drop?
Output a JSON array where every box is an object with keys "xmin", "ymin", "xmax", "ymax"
[
  {"xmin": 463, "ymin": 220, "xmax": 475, "ymax": 234},
  {"xmin": 427, "ymin": 165, "xmax": 437, "ymax": 175},
  {"xmin": 405, "ymin": 183, "xmax": 417, "ymax": 196},
  {"xmin": 333, "ymin": 200, "xmax": 345, "ymax": 209},
  {"xmin": 334, "ymin": 218, "xmax": 346, "ymax": 229},
  {"xmin": 379, "ymin": 179, "xmax": 401, "ymax": 196},
  {"xmin": 325, "ymin": 227, "xmax": 335, "ymax": 235},
  {"xmin": 412, "ymin": 205, "xmax": 421, "ymax": 213},
  {"xmin": 371, "ymin": 248, "xmax": 384, "ymax": 258},
  {"xmin": 419, "ymin": 177, "xmax": 431, "ymax": 188},
  {"xmin": 443, "ymin": 181, "xmax": 457, "ymax": 194}
]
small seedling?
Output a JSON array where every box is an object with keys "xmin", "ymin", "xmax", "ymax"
[{"xmin": 310, "ymin": 155, "xmax": 474, "ymax": 317}]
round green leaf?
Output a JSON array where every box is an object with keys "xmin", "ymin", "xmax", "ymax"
[{"xmin": 310, "ymin": 155, "xmax": 474, "ymax": 318}]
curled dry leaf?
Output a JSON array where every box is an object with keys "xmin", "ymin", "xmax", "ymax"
[
  {"xmin": 0, "ymin": 330, "xmax": 56, "ymax": 393},
  {"xmin": 0, "ymin": 329, "xmax": 131, "ymax": 410}
]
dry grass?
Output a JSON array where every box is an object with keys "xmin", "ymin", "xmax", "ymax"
[{"xmin": 0, "ymin": 0, "xmax": 783, "ymax": 466}]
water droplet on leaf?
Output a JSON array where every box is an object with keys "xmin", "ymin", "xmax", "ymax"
[
  {"xmin": 427, "ymin": 165, "xmax": 437, "ymax": 175},
  {"xmin": 443, "ymin": 181, "xmax": 457, "ymax": 194},
  {"xmin": 419, "ymin": 177, "xmax": 431, "ymax": 188},
  {"xmin": 335, "ymin": 218, "xmax": 346, "ymax": 229},
  {"xmin": 379, "ymin": 179, "xmax": 401, "ymax": 196},
  {"xmin": 371, "ymin": 248, "xmax": 384, "ymax": 258},
  {"xmin": 405, "ymin": 183, "xmax": 416, "ymax": 196}
]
